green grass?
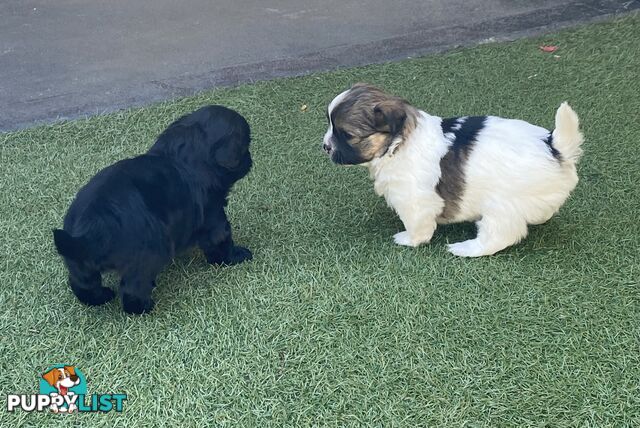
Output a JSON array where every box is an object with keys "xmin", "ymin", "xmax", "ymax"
[{"xmin": 1, "ymin": 14, "xmax": 639, "ymax": 427}]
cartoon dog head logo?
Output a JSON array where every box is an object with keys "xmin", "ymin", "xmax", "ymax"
[
  {"xmin": 42, "ymin": 366, "xmax": 80, "ymax": 395},
  {"xmin": 39, "ymin": 365, "xmax": 86, "ymax": 413}
]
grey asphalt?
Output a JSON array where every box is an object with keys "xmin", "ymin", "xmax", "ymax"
[{"xmin": 1, "ymin": 0, "xmax": 637, "ymax": 131}]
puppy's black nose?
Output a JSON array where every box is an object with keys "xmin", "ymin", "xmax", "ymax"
[{"xmin": 323, "ymin": 142, "xmax": 332, "ymax": 154}]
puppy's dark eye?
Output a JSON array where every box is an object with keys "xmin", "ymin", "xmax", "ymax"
[{"xmin": 335, "ymin": 128, "xmax": 353, "ymax": 140}]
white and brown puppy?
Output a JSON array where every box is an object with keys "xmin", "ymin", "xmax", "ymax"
[{"xmin": 323, "ymin": 84, "xmax": 584, "ymax": 257}]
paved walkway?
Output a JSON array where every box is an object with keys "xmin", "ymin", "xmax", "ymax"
[{"xmin": 1, "ymin": 0, "xmax": 637, "ymax": 130}]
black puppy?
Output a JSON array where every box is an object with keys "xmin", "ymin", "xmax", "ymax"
[{"xmin": 53, "ymin": 105, "xmax": 253, "ymax": 314}]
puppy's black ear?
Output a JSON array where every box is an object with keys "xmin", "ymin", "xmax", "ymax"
[
  {"xmin": 374, "ymin": 100, "xmax": 407, "ymax": 136},
  {"xmin": 53, "ymin": 229, "xmax": 86, "ymax": 261}
]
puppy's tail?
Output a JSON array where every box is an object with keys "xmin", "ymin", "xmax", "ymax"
[
  {"xmin": 53, "ymin": 229, "xmax": 88, "ymax": 262},
  {"xmin": 552, "ymin": 102, "xmax": 584, "ymax": 164}
]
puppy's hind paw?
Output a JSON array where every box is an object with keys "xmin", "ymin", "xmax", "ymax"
[
  {"xmin": 393, "ymin": 231, "xmax": 418, "ymax": 247},
  {"xmin": 447, "ymin": 240, "xmax": 486, "ymax": 257}
]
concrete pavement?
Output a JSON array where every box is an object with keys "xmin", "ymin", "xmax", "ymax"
[{"xmin": 1, "ymin": 0, "xmax": 637, "ymax": 131}]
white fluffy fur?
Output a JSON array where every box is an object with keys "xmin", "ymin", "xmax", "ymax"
[{"xmin": 331, "ymin": 99, "xmax": 583, "ymax": 257}]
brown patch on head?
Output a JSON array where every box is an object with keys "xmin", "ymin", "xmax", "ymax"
[
  {"xmin": 42, "ymin": 368, "xmax": 62, "ymax": 387},
  {"xmin": 327, "ymin": 84, "xmax": 418, "ymax": 164},
  {"xmin": 63, "ymin": 365, "xmax": 79, "ymax": 382}
]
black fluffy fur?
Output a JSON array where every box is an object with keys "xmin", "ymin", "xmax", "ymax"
[{"xmin": 53, "ymin": 105, "xmax": 253, "ymax": 314}]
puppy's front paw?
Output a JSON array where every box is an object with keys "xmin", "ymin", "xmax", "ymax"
[
  {"xmin": 393, "ymin": 231, "xmax": 418, "ymax": 247},
  {"xmin": 73, "ymin": 286, "xmax": 116, "ymax": 306},
  {"xmin": 228, "ymin": 246, "xmax": 252, "ymax": 265},
  {"xmin": 122, "ymin": 296, "xmax": 155, "ymax": 315},
  {"xmin": 448, "ymin": 240, "xmax": 485, "ymax": 257}
]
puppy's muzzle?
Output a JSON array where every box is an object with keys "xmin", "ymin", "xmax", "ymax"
[{"xmin": 323, "ymin": 141, "xmax": 332, "ymax": 154}]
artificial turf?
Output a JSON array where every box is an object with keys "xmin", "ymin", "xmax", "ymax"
[{"xmin": 1, "ymin": 13, "xmax": 639, "ymax": 427}]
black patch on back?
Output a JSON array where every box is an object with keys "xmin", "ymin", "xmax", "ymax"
[
  {"xmin": 543, "ymin": 132, "xmax": 562, "ymax": 160},
  {"xmin": 443, "ymin": 116, "xmax": 486, "ymax": 153},
  {"xmin": 436, "ymin": 116, "xmax": 487, "ymax": 220},
  {"xmin": 440, "ymin": 117, "xmax": 460, "ymax": 135}
]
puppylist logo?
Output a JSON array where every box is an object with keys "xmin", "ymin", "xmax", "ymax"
[{"xmin": 6, "ymin": 365, "xmax": 126, "ymax": 413}]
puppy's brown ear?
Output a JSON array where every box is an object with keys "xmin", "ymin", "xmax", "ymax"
[
  {"xmin": 374, "ymin": 100, "xmax": 407, "ymax": 136},
  {"xmin": 42, "ymin": 369, "xmax": 59, "ymax": 387}
]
